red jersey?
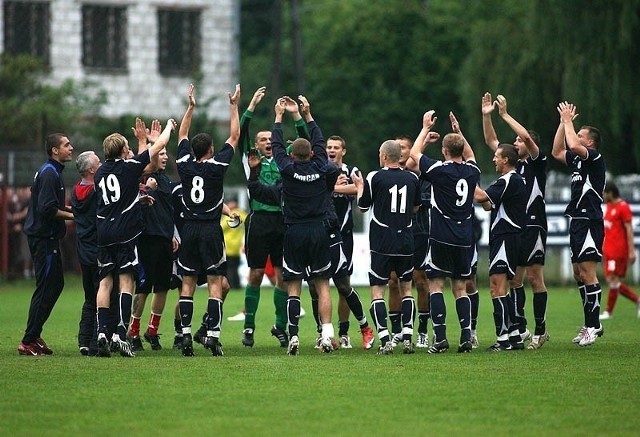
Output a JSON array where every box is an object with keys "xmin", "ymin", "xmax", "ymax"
[{"xmin": 603, "ymin": 199, "xmax": 633, "ymax": 257}]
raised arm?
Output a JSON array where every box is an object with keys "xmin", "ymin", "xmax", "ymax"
[
  {"xmin": 148, "ymin": 119, "xmax": 177, "ymax": 159},
  {"xmin": 481, "ymin": 92, "xmax": 499, "ymax": 151},
  {"xmin": 409, "ymin": 110, "xmax": 437, "ymax": 165},
  {"xmin": 239, "ymin": 87, "xmax": 266, "ymax": 155},
  {"xmin": 298, "ymin": 95, "xmax": 313, "ymax": 123},
  {"xmin": 551, "ymin": 118, "xmax": 567, "ymax": 163},
  {"xmin": 283, "ymin": 96, "xmax": 309, "ymax": 140},
  {"xmin": 496, "ymin": 94, "xmax": 539, "ymax": 159},
  {"xmin": 178, "ymin": 84, "xmax": 196, "ymax": 142},
  {"xmin": 558, "ymin": 101, "xmax": 587, "ymax": 159},
  {"xmin": 450, "ymin": 112, "xmax": 476, "ymax": 162},
  {"xmin": 226, "ymin": 84, "xmax": 241, "ymax": 148}
]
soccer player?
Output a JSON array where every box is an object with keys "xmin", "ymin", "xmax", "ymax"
[
  {"xmin": 175, "ymin": 83, "xmax": 240, "ymax": 357},
  {"xmin": 409, "ymin": 111, "xmax": 480, "ymax": 354},
  {"xmin": 95, "ymin": 119, "xmax": 176, "ymax": 358},
  {"xmin": 271, "ymin": 95, "xmax": 340, "ymax": 355},
  {"xmin": 475, "ymin": 143, "xmax": 527, "ymax": 351},
  {"xmin": 599, "ymin": 181, "xmax": 639, "ymax": 319},
  {"xmin": 18, "ymin": 133, "xmax": 74, "ymax": 356},
  {"xmin": 552, "ymin": 101, "xmax": 606, "ymax": 346},
  {"xmin": 127, "ymin": 118, "xmax": 179, "ymax": 351},
  {"xmin": 482, "ymin": 93, "xmax": 550, "ymax": 349},
  {"xmin": 393, "ymin": 135, "xmax": 432, "ymax": 349},
  {"xmin": 353, "ymin": 139, "xmax": 421, "ymax": 355}
]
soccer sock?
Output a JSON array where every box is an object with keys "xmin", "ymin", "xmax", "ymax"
[
  {"xmin": 468, "ymin": 290, "xmax": 479, "ymax": 330},
  {"xmin": 129, "ymin": 316, "xmax": 141, "ymax": 337},
  {"xmin": 287, "ymin": 296, "xmax": 301, "ymax": 337},
  {"xmin": 343, "ymin": 288, "xmax": 366, "ymax": 325},
  {"xmin": 533, "ymin": 291, "xmax": 548, "ymax": 335},
  {"xmin": 389, "ymin": 311, "xmax": 402, "ymax": 336},
  {"xmin": 369, "ymin": 299, "xmax": 389, "ymax": 344},
  {"xmin": 577, "ymin": 281, "xmax": 587, "ymax": 326},
  {"xmin": 430, "ymin": 292, "xmax": 447, "ymax": 342},
  {"xmin": 338, "ymin": 321, "xmax": 350, "ymax": 336},
  {"xmin": 492, "ymin": 296, "xmax": 509, "ymax": 341},
  {"xmin": 173, "ymin": 318, "xmax": 182, "ymax": 336},
  {"xmin": 321, "ymin": 323, "xmax": 335, "ymax": 340},
  {"xmin": 97, "ymin": 307, "xmax": 110, "ymax": 335},
  {"xmin": 401, "ymin": 296, "xmax": 415, "ymax": 340},
  {"xmin": 606, "ymin": 285, "xmax": 619, "ymax": 313},
  {"xmin": 206, "ymin": 298, "xmax": 223, "ymax": 338},
  {"xmin": 585, "ymin": 283, "xmax": 602, "ymax": 328},
  {"xmin": 511, "ymin": 285, "xmax": 527, "ymax": 331},
  {"xmin": 618, "ymin": 283, "xmax": 639, "ymax": 302},
  {"xmin": 504, "ymin": 293, "xmax": 518, "ymax": 332},
  {"xmin": 273, "ymin": 287, "xmax": 288, "ymax": 330},
  {"xmin": 311, "ymin": 295, "xmax": 321, "ymax": 333},
  {"xmin": 455, "ymin": 296, "xmax": 472, "ymax": 343},
  {"xmin": 417, "ymin": 311, "xmax": 430, "ymax": 335},
  {"xmin": 147, "ymin": 313, "xmax": 161, "ymax": 335},
  {"xmin": 243, "ymin": 285, "xmax": 260, "ymax": 330},
  {"xmin": 179, "ymin": 296, "xmax": 194, "ymax": 334},
  {"xmin": 117, "ymin": 292, "xmax": 133, "ymax": 340}
]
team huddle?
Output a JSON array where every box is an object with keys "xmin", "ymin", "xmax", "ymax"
[{"xmin": 19, "ymin": 84, "xmax": 619, "ymax": 357}]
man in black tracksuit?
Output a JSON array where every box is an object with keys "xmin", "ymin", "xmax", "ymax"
[{"xmin": 19, "ymin": 133, "xmax": 74, "ymax": 356}]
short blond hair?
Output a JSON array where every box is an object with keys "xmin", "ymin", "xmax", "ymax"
[{"xmin": 103, "ymin": 133, "xmax": 127, "ymax": 160}]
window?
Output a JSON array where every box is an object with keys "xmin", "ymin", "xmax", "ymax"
[
  {"xmin": 82, "ymin": 5, "xmax": 127, "ymax": 71},
  {"xmin": 3, "ymin": 1, "xmax": 50, "ymax": 63},
  {"xmin": 158, "ymin": 9, "xmax": 201, "ymax": 76}
]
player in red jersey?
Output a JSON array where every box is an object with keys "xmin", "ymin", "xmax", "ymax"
[{"xmin": 600, "ymin": 181, "xmax": 639, "ymax": 319}]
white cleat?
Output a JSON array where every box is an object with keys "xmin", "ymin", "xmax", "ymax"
[
  {"xmin": 287, "ymin": 335, "xmax": 300, "ymax": 355},
  {"xmin": 390, "ymin": 333, "xmax": 403, "ymax": 349},
  {"xmin": 227, "ymin": 312, "xmax": 245, "ymax": 322},
  {"xmin": 339, "ymin": 335, "xmax": 353, "ymax": 349},
  {"xmin": 416, "ymin": 333, "xmax": 429, "ymax": 349},
  {"xmin": 572, "ymin": 326, "xmax": 587, "ymax": 344},
  {"xmin": 520, "ymin": 328, "xmax": 531, "ymax": 342},
  {"xmin": 578, "ymin": 325, "xmax": 604, "ymax": 347},
  {"xmin": 528, "ymin": 332, "xmax": 550, "ymax": 350},
  {"xmin": 599, "ymin": 311, "xmax": 611, "ymax": 320},
  {"xmin": 470, "ymin": 333, "xmax": 480, "ymax": 349}
]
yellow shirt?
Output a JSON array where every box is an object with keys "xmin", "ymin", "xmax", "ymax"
[{"xmin": 221, "ymin": 207, "xmax": 248, "ymax": 256}]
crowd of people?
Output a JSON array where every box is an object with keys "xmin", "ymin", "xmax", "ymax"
[{"xmin": 14, "ymin": 85, "xmax": 638, "ymax": 357}]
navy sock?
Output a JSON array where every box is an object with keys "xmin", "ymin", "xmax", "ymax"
[
  {"xmin": 533, "ymin": 291, "xmax": 548, "ymax": 335},
  {"xmin": 179, "ymin": 296, "xmax": 194, "ymax": 333},
  {"xmin": 401, "ymin": 296, "xmax": 415, "ymax": 340},
  {"xmin": 430, "ymin": 292, "xmax": 447, "ymax": 342},
  {"xmin": 456, "ymin": 296, "xmax": 471, "ymax": 343},
  {"xmin": 287, "ymin": 296, "xmax": 301, "ymax": 337}
]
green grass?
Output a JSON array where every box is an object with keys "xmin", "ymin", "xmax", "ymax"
[{"xmin": 1, "ymin": 275, "xmax": 639, "ymax": 436}]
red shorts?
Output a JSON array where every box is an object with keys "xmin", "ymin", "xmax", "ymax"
[{"xmin": 604, "ymin": 256, "xmax": 628, "ymax": 277}]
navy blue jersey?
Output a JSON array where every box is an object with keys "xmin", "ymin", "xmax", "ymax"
[
  {"xmin": 141, "ymin": 171, "xmax": 175, "ymax": 239},
  {"xmin": 358, "ymin": 167, "xmax": 421, "ymax": 255},
  {"xmin": 272, "ymin": 121, "xmax": 339, "ymax": 224},
  {"xmin": 331, "ymin": 163, "xmax": 358, "ymax": 233},
  {"xmin": 517, "ymin": 154, "xmax": 547, "ymax": 229},
  {"xmin": 419, "ymin": 156, "xmax": 481, "ymax": 247},
  {"xmin": 176, "ymin": 138, "xmax": 234, "ymax": 222},
  {"xmin": 485, "ymin": 171, "xmax": 527, "ymax": 236},
  {"xmin": 23, "ymin": 159, "xmax": 67, "ymax": 239},
  {"xmin": 412, "ymin": 178, "xmax": 432, "ymax": 236},
  {"xmin": 565, "ymin": 148, "xmax": 606, "ymax": 220},
  {"xmin": 171, "ymin": 183, "xmax": 184, "ymax": 235},
  {"xmin": 95, "ymin": 151, "xmax": 151, "ymax": 246},
  {"xmin": 71, "ymin": 181, "xmax": 97, "ymax": 266}
]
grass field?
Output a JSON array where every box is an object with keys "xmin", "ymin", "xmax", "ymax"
[{"xmin": 1, "ymin": 275, "xmax": 639, "ymax": 436}]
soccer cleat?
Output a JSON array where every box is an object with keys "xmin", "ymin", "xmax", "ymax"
[
  {"xmin": 173, "ymin": 334, "xmax": 183, "ymax": 350},
  {"xmin": 227, "ymin": 311, "xmax": 246, "ymax": 322},
  {"xmin": 416, "ymin": 333, "xmax": 429, "ymax": 349},
  {"xmin": 528, "ymin": 331, "xmax": 550, "ymax": 350},
  {"xmin": 427, "ymin": 339, "xmax": 450, "ymax": 354},
  {"xmin": 377, "ymin": 342, "xmax": 394, "ymax": 355},
  {"xmin": 110, "ymin": 336, "xmax": 121, "ymax": 353},
  {"xmin": 403, "ymin": 339, "xmax": 415, "ymax": 354},
  {"xmin": 519, "ymin": 328, "xmax": 531, "ymax": 342},
  {"xmin": 457, "ymin": 340, "xmax": 473, "ymax": 353},
  {"xmin": 287, "ymin": 335, "xmax": 300, "ymax": 356},
  {"xmin": 300, "ymin": 307, "xmax": 307, "ymax": 318},
  {"xmin": 128, "ymin": 335, "xmax": 144, "ymax": 352},
  {"xmin": 79, "ymin": 346, "xmax": 90, "ymax": 356},
  {"xmin": 118, "ymin": 339, "xmax": 136, "ymax": 357},
  {"xmin": 18, "ymin": 342, "xmax": 42, "ymax": 356},
  {"xmin": 144, "ymin": 331, "xmax": 162, "ymax": 350},
  {"xmin": 34, "ymin": 337, "xmax": 53, "ymax": 355},
  {"xmin": 193, "ymin": 326, "xmax": 206, "ymax": 346},
  {"xmin": 361, "ymin": 326, "xmax": 375, "ymax": 350},
  {"xmin": 205, "ymin": 336, "xmax": 224, "ymax": 356},
  {"xmin": 390, "ymin": 333, "xmax": 403, "ymax": 349},
  {"xmin": 314, "ymin": 333, "xmax": 322, "ymax": 349},
  {"xmin": 97, "ymin": 335, "xmax": 111, "ymax": 358},
  {"xmin": 487, "ymin": 341, "xmax": 514, "ymax": 352},
  {"xmin": 572, "ymin": 326, "xmax": 587, "ymax": 344},
  {"xmin": 599, "ymin": 311, "xmax": 611, "ymax": 320},
  {"xmin": 470, "ymin": 333, "xmax": 479, "ymax": 349},
  {"xmin": 320, "ymin": 337, "xmax": 335, "ymax": 353},
  {"xmin": 242, "ymin": 329, "xmax": 255, "ymax": 347},
  {"xmin": 578, "ymin": 325, "xmax": 604, "ymax": 347},
  {"xmin": 181, "ymin": 333, "xmax": 195, "ymax": 357},
  {"xmin": 340, "ymin": 335, "xmax": 353, "ymax": 349},
  {"xmin": 509, "ymin": 335, "xmax": 525, "ymax": 350},
  {"xmin": 270, "ymin": 325, "xmax": 289, "ymax": 348}
]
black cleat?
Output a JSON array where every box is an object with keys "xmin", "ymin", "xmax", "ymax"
[
  {"xmin": 205, "ymin": 336, "xmax": 224, "ymax": 356},
  {"xmin": 173, "ymin": 334, "xmax": 183, "ymax": 350},
  {"xmin": 270, "ymin": 326, "xmax": 289, "ymax": 348},
  {"xmin": 457, "ymin": 340, "xmax": 473, "ymax": 353},
  {"xmin": 97, "ymin": 335, "xmax": 111, "ymax": 358},
  {"xmin": 128, "ymin": 335, "xmax": 144, "ymax": 352},
  {"xmin": 182, "ymin": 333, "xmax": 195, "ymax": 357},
  {"xmin": 487, "ymin": 341, "xmax": 514, "ymax": 352},
  {"xmin": 242, "ymin": 329, "xmax": 254, "ymax": 347},
  {"xmin": 193, "ymin": 327, "xmax": 207, "ymax": 347},
  {"xmin": 427, "ymin": 339, "xmax": 450, "ymax": 354},
  {"xmin": 144, "ymin": 331, "xmax": 162, "ymax": 350}
]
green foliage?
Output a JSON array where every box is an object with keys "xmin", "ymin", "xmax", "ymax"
[{"xmin": 1, "ymin": 277, "xmax": 639, "ymax": 434}]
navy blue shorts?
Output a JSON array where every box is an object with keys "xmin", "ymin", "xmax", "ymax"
[
  {"xmin": 283, "ymin": 222, "xmax": 332, "ymax": 281},
  {"xmin": 177, "ymin": 221, "xmax": 226, "ymax": 277},
  {"xmin": 569, "ymin": 219, "xmax": 603, "ymax": 263}
]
